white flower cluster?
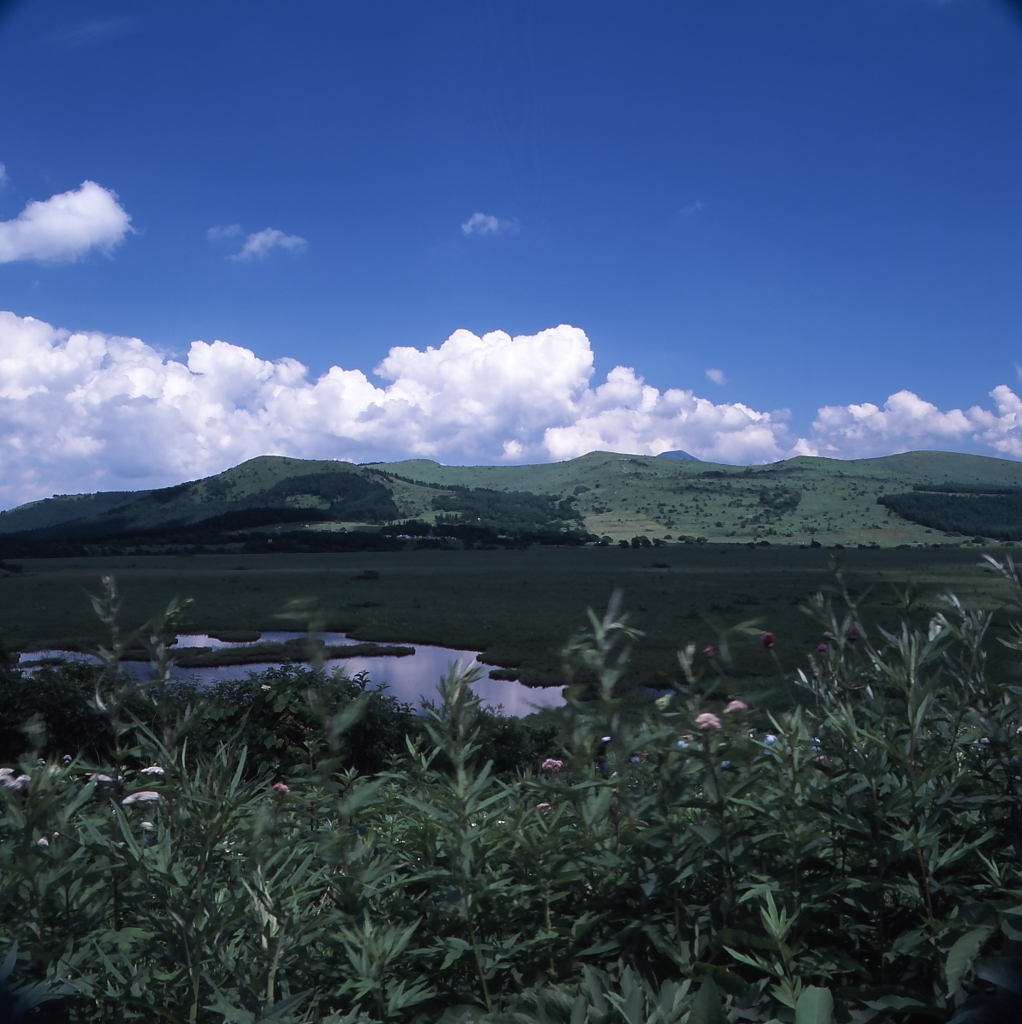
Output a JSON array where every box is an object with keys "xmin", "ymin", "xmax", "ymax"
[
  {"xmin": 121, "ymin": 791, "xmax": 162, "ymax": 806},
  {"xmin": 0, "ymin": 767, "xmax": 29, "ymax": 792}
]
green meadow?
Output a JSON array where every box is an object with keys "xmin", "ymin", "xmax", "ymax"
[{"xmin": 2, "ymin": 544, "xmax": 1017, "ymax": 689}]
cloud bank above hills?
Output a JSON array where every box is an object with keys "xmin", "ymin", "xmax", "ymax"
[{"xmin": 1, "ymin": 309, "xmax": 1021, "ymax": 508}]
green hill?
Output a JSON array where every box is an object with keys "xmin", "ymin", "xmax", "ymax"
[
  {"xmin": 0, "ymin": 489, "xmax": 150, "ymax": 534},
  {"xmin": 4, "ymin": 448, "xmax": 1022, "ymax": 550}
]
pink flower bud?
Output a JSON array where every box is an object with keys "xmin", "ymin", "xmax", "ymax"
[
  {"xmin": 760, "ymin": 632, "xmax": 775, "ymax": 649},
  {"xmin": 817, "ymin": 643, "xmax": 828, "ymax": 653},
  {"xmin": 703, "ymin": 645, "xmax": 715, "ymax": 656},
  {"xmin": 541, "ymin": 758, "xmax": 564, "ymax": 772},
  {"xmin": 695, "ymin": 712, "xmax": 722, "ymax": 730},
  {"xmin": 724, "ymin": 700, "xmax": 747, "ymax": 714},
  {"xmin": 272, "ymin": 782, "xmax": 290, "ymax": 795}
]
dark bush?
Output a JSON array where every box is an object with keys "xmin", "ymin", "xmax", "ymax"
[{"xmin": 0, "ymin": 661, "xmax": 111, "ymax": 762}]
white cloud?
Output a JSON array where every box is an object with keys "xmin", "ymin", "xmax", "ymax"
[
  {"xmin": 681, "ymin": 201, "xmax": 705, "ymax": 216},
  {"xmin": 543, "ymin": 368, "xmax": 789, "ymax": 465},
  {"xmin": 0, "ymin": 313, "xmax": 793, "ymax": 507},
  {"xmin": 461, "ymin": 212, "xmax": 518, "ymax": 236},
  {"xmin": 809, "ymin": 386, "xmax": 1022, "ymax": 459},
  {"xmin": 0, "ymin": 181, "xmax": 131, "ymax": 263},
  {"xmin": 228, "ymin": 228, "xmax": 307, "ymax": 262},
  {"xmin": 705, "ymin": 368, "xmax": 726, "ymax": 386},
  {"xmin": 207, "ymin": 224, "xmax": 241, "ymax": 240},
  {"xmin": 5, "ymin": 308, "xmax": 1022, "ymax": 510},
  {"xmin": 0, "ymin": 163, "xmax": 7, "ymax": 188}
]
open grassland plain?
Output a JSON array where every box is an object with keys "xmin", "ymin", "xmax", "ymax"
[{"xmin": 1, "ymin": 544, "xmax": 1017, "ymax": 689}]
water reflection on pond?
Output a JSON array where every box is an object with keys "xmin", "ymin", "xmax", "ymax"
[{"xmin": 19, "ymin": 631, "xmax": 564, "ymax": 717}]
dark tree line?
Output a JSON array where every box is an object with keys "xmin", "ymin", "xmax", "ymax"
[{"xmin": 879, "ymin": 488, "xmax": 1022, "ymax": 539}]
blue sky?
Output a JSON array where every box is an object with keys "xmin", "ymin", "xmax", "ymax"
[{"xmin": 0, "ymin": 0, "xmax": 1021, "ymax": 504}]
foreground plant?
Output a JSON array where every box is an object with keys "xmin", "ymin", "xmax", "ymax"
[{"xmin": 3, "ymin": 564, "xmax": 1022, "ymax": 1022}]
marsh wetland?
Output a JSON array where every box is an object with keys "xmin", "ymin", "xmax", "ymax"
[{"xmin": 2, "ymin": 543, "xmax": 1018, "ymax": 692}]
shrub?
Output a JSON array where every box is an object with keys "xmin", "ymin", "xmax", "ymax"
[{"xmin": 4, "ymin": 563, "xmax": 1022, "ymax": 1022}]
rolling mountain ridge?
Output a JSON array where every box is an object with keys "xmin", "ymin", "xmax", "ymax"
[{"xmin": 4, "ymin": 449, "xmax": 1022, "ymax": 549}]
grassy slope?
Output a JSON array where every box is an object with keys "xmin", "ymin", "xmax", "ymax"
[
  {"xmin": 379, "ymin": 450, "xmax": 1022, "ymax": 546},
  {"xmin": 6, "ymin": 449, "xmax": 1022, "ymax": 547},
  {"xmin": 0, "ymin": 458, "xmax": 367, "ymax": 536}
]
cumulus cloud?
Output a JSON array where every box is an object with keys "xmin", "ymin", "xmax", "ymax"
[
  {"xmin": 809, "ymin": 386, "xmax": 1022, "ymax": 460},
  {"xmin": 0, "ymin": 163, "xmax": 7, "ymax": 188},
  {"xmin": 5, "ymin": 308, "xmax": 1022, "ymax": 509},
  {"xmin": 706, "ymin": 368, "xmax": 726, "ymax": 386},
  {"xmin": 461, "ymin": 212, "xmax": 518, "ymax": 236},
  {"xmin": 0, "ymin": 313, "xmax": 794, "ymax": 507},
  {"xmin": 207, "ymin": 223, "xmax": 241, "ymax": 240},
  {"xmin": 542, "ymin": 368, "xmax": 788, "ymax": 466},
  {"xmin": 228, "ymin": 228, "xmax": 307, "ymax": 262},
  {"xmin": 0, "ymin": 181, "xmax": 131, "ymax": 263}
]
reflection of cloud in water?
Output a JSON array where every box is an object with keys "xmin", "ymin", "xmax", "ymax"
[
  {"xmin": 337, "ymin": 648, "xmax": 564, "ymax": 715},
  {"xmin": 174, "ymin": 632, "xmax": 352, "ymax": 650},
  {"xmin": 469, "ymin": 674, "xmax": 565, "ymax": 716},
  {"xmin": 19, "ymin": 635, "xmax": 565, "ymax": 717}
]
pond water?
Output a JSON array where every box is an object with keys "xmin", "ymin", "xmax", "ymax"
[{"xmin": 18, "ymin": 632, "xmax": 564, "ymax": 717}]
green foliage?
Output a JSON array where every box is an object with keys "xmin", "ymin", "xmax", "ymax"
[
  {"xmin": 0, "ymin": 660, "xmax": 113, "ymax": 763},
  {"xmin": 0, "ymin": 660, "xmax": 555, "ymax": 782},
  {"xmin": 8, "ymin": 564, "xmax": 1022, "ymax": 1021},
  {"xmin": 432, "ymin": 488, "xmax": 583, "ymax": 536},
  {"xmin": 758, "ymin": 486, "xmax": 802, "ymax": 512},
  {"xmin": 879, "ymin": 488, "xmax": 1022, "ymax": 539},
  {"xmin": 261, "ymin": 472, "xmax": 401, "ymax": 522}
]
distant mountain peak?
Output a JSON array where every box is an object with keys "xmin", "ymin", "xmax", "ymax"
[{"xmin": 656, "ymin": 450, "xmax": 701, "ymax": 461}]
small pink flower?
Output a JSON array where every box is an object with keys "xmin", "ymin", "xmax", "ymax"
[
  {"xmin": 760, "ymin": 632, "xmax": 775, "ymax": 650},
  {"xmin": 272, "ymin": 782, "xmax": 290, "ymax": 795},
  {"xmin": 536, "ymin": 802, "xmax": 552, "ymax": 811},
  {"xmin": 695, "ymin": 712, "xmax": 722, "ymax": 730},
  {"xmin": 541, "ymin": 758, "xmax": 564, "ymax": 772},
  {"xmin": 703, "ymin": 645, "xmax": 715, "ymax": 656},
  {"xmin": 817, "ymin": 643, "xmax": 828, "ymax": 653},
  {"xmin": 724, "ymin": 700, "xmax": 747, "ymax": 714}
]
